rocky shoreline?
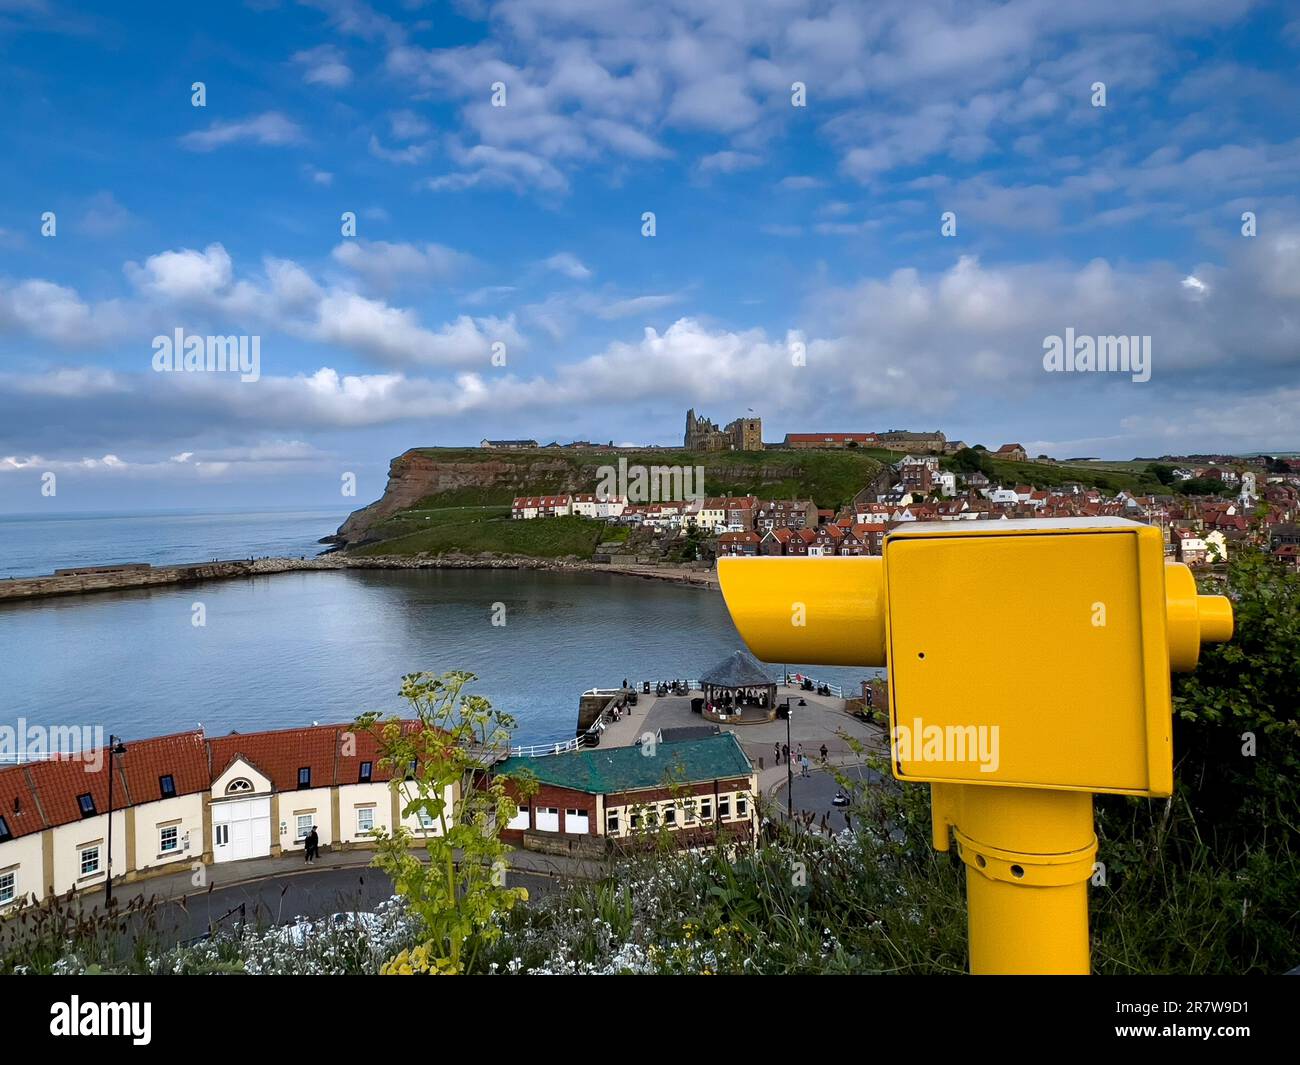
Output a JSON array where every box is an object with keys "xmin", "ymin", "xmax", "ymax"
[{"xmin": 0, "ymin": 553, "xmax": 718, "ymax": 603}]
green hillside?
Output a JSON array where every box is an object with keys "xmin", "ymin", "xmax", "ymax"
[
  {"xmin": 407, "ymin": 446, "xmax": 885, "ymax": 511},
  {"xmin": 350, "ymin": 507, "xmax": 609, "ymax": 559}
]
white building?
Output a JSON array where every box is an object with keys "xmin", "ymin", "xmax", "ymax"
[{"xmin": 0, "ymin": 722, "xmax": 456, "ymax": 911}]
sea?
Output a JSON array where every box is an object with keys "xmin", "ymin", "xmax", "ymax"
[{"xmin": 0, "ymin": 509, "xmax": 874, "ymax": 747}]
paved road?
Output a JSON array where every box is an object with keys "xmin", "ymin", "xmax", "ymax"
[
  {"xmin": 158, "ymin": 866, "xmax": 563, "ymax": 944},
  {"xmin": 777, "ymin": 763, "xmax": 882, "ymax": 830}
]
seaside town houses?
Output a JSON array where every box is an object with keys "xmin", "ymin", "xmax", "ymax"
[
  {"xmin": 503, "ymin": 435, "xmax": 1300, "ymax": 571},
  {"xmin": 0, "ymin": 724, "xmax": 761, "ymax": 909},
  {"xmin": 0, "ymin": 723, "xmax": 458, "ymax": 910}
]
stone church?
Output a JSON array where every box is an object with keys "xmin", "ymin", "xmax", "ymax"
[{"xmin": 684, "ymin": 409, "xmax": 763, "ymax": 451}]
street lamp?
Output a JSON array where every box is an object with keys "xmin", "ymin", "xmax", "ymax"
[
  {"xmin": 784, "ymin": 698, "xmax": 794, "ymax": 819},
  {"xmin": 104, "ymin": 735, "xmax": 127, "ymax": 907}
]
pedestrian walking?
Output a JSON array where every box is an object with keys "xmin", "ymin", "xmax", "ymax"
[
  {"xmin": 773, "ymin": 742, "xmax": 782, "ymax": 764},
  {"xmin": 801, "ymin": 754, "xmax": 810, "ymax": 778},
  {"xmin": 304, "ymin": 826, "xmax": 319, "ymax": 864},
  {"xmin": 820, "ymin": 743, "xmax": 828, "ymax": 763},
  {"xmin": 781, "ymin": 742, "xmax": 789, "ymax": 765},
  {"xmin": 796, "ymin": 743, "xmax": 804, "ymax": 760}
]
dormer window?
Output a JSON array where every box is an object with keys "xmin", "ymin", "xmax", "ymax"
[
  {"xmin": 160, "ymin": 774, "xmax": 176, "ymax": 798},
  {"xmin": 359, "ymin": 761, "xmax": 373, "ymax": 783},
  {"xmin": 77, "ymin": 793, "xmax": 97, "ymax": 817},
  {"xmin": 297, "ymin": 767, "xmax": 311, "ymax": 789},
  {"xmin": 226, "ymin": 778, "xmax": 253, "ymax": 794}
]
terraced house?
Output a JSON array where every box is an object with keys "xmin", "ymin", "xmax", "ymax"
[{"xmin": 0, "ymin": 723, "xmax": 454, "ymax": 911}]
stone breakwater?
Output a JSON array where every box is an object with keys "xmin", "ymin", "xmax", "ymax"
[{"xmin": 0, "ymin": 555, "xmax": 719, "ymax": 602}]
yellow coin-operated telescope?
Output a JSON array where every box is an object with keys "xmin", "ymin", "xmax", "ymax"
[{"xmin": 717, "ymin": 517, "xmax": 1232, "ymax": 974}]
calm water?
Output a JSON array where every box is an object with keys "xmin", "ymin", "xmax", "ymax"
[
  {"xmin": 0, "ymin": 508, "xmax": 347, "ymax": 580},
  {"xmin": 0, "ymin": 568, "xmax": 875, "ymax": 746}
]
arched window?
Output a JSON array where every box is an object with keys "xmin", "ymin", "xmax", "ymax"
[{"xmin": 226, "ymin": 778, "xmax": 253, "ymax": 794}]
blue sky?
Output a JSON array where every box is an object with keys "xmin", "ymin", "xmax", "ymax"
[{"xmin": 1, "ymin": 0, "xmax": 1298, "ymax": 512}]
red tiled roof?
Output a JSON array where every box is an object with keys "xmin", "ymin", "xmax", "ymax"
[
  {"xmin": 119, "ymin": 730, "xmax": 209, "ymax": 805},
  {"xmin": 785, "ymin": 433, "xmax": 877, "ymax": 443},
  {"xmin": 0, "ymin": 722, "xmax": 436, "ymax": 838},
  {"xmin": 22, "ymin": 753, "xmax": 128, "ymax": 829},
  {"xmin": 0, "ymin": 764, "xmax": 45, "ymax": 840},
  {"xmin": 208, "ymin": 723, "xmax": 342, "ymax": 793}
]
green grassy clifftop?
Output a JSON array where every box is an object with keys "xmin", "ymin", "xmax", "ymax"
[{"xmin": 332, "ymin": 446, "xmax": 885, "ymax": 555}]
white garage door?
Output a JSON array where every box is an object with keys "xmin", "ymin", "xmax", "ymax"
[{"xmin": 213, "ymin": 797, "xmax": 271, "ymax": 863}]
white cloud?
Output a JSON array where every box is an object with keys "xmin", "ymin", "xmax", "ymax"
[
  {"xmin": 331, "ymin": 239, "xmax": 471, "ymax": 290},
  {"xmin": 696, "ymin": 150, "xmax": 763, "ymax": 177},
  {"xmin": 292, "ymin": 44, "xmax": 353, "ymax": 88},
  {"xmin": 542, "ymin": 252, "xmax": 592, "ymax": 281},
  {"xmin": 180, "ymin": 112, "xmax": 305, "ymax": 151},
  {"xmin": 367, "ymin": 134, "xmax": 432, "ymax": 164}
]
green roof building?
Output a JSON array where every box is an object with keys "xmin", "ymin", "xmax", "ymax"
[{"xmin": 496, "ymin": 734, "xmax": 758, "ymax": 853}]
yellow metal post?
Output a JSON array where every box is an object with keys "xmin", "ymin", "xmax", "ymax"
[{"xmin": 932, "ymin": 782, "xmax": 1096, "ymax": 974}]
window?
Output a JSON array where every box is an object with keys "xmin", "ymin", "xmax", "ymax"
[
  {"xmin": 719, "ymin": 796, "xmax": 731, "ymax": 819},
  {"xmin": 296, "ymin": 814, "xmax": 314, "ymax": 840},
  {"xmin": 699, "ymin": 799, "xmax": 712, "ymax": 821},
  {"xmin": 682, "ymin": 801, "xmax": 696, "ymax": 824},
  {"xmin": 214, "ymin": 825, "xmax": 229, "ymax": 847},
  {"xmin": 159, "ymin": 826, "xmax": 179, "ymax": 853},
  {"xmin": 79, "ymin": 845, "xmax": 100, "ymax": 877},
  {"xmin": 606, "ymin": 809, "xmax": 620, "ymax": 835},
  {"xmin": 356, "ymin": 807, "xmax": 375, "ymax": 834},
  {"xmin": 77, "ymin": 793, "xmax": 96, "ymax": 817},
  {"xmin": 417, "ymin": 809, "xmax": 434, "ymax": 830},
  {"xmin": 0, "ymin": 870, "xmax": 14, "ymax": 905},
  {"xmin": 297, "ymin": 767, "xmax": 311, "ymax": 789},
  {"xmin": 628, "ymin": 812, "xmax": 641, "ymax": 831},
  {"xmin": 159, "ymin": 774, "xmax": 176, "ymax": 798},
  {"xmin": 226, "ymin": 778, "xmax": 252, "ymax": 794},
  {"xmin": 506, "ymin": 805, "xmax": 530, "ymax": 831},
  {"xmin": 736, "ymin": 794, "xmax": 748, "ymax": 818},
  {"xmin": 359, "ymin": 761, "xmax": 372, "ymax": 783},
  {"xmin": 663, "ymin": 805, "xmax": 677, "ymax": 826},
  {"xmin": 0, "ymin": 815, "xmax": 10, "ymax": 843}
]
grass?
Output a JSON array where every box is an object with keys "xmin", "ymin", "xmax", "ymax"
[
  {"xmin": 406, "ymin": 446, "xmax": 885, "ymax": 511},
  {"xmin": 945, "ymin": 455, "xmax": 1167, "ymax": 495},
  {"xmin": 350, "ymin": 507, "xmax": 609, "ymax": 559}
]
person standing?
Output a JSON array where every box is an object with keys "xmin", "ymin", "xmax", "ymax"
[
  {"xmin": 773, "ymin": 742, "xmax": 782, "ymax": 765},
  {"xmin": 819, "ymin": 743, "xmax": 829, "ymax": 763},
  {"xmin": 800, "ymin": 753, "xmax": 810, "ymax": 778},
  {"xmin": 304, "ymin": 826, "xmax": 319, "ymax": 864},
  {"xmin": 781, "ymin": 742, "xmax": 789, "ymax": 765}
]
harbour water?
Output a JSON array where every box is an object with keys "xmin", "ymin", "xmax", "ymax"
[
  {"xmin": 0, "ymin": 567, "xmax": 875, "ymax": 747},
  {"xmin": 0, "ymin": 508, "xmax": 347, "ymax": 580}
]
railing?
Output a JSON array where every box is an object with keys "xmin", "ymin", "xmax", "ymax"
[
  {"xmin": 780, "ymin": 672, "xmax": 844, "ymax": 698},
  {"xmin": 510, "ymin": 687, "xmax": 630, "ymax": 757}
]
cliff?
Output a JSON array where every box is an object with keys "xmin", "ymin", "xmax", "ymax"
[{"xmin": 328, "ymin": 446, "xmax": 885, "ymax": 551}]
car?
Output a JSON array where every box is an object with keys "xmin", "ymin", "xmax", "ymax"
[{"xmin": 831, "ymin": 791, "xmax": 850, "ymax": 808}]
